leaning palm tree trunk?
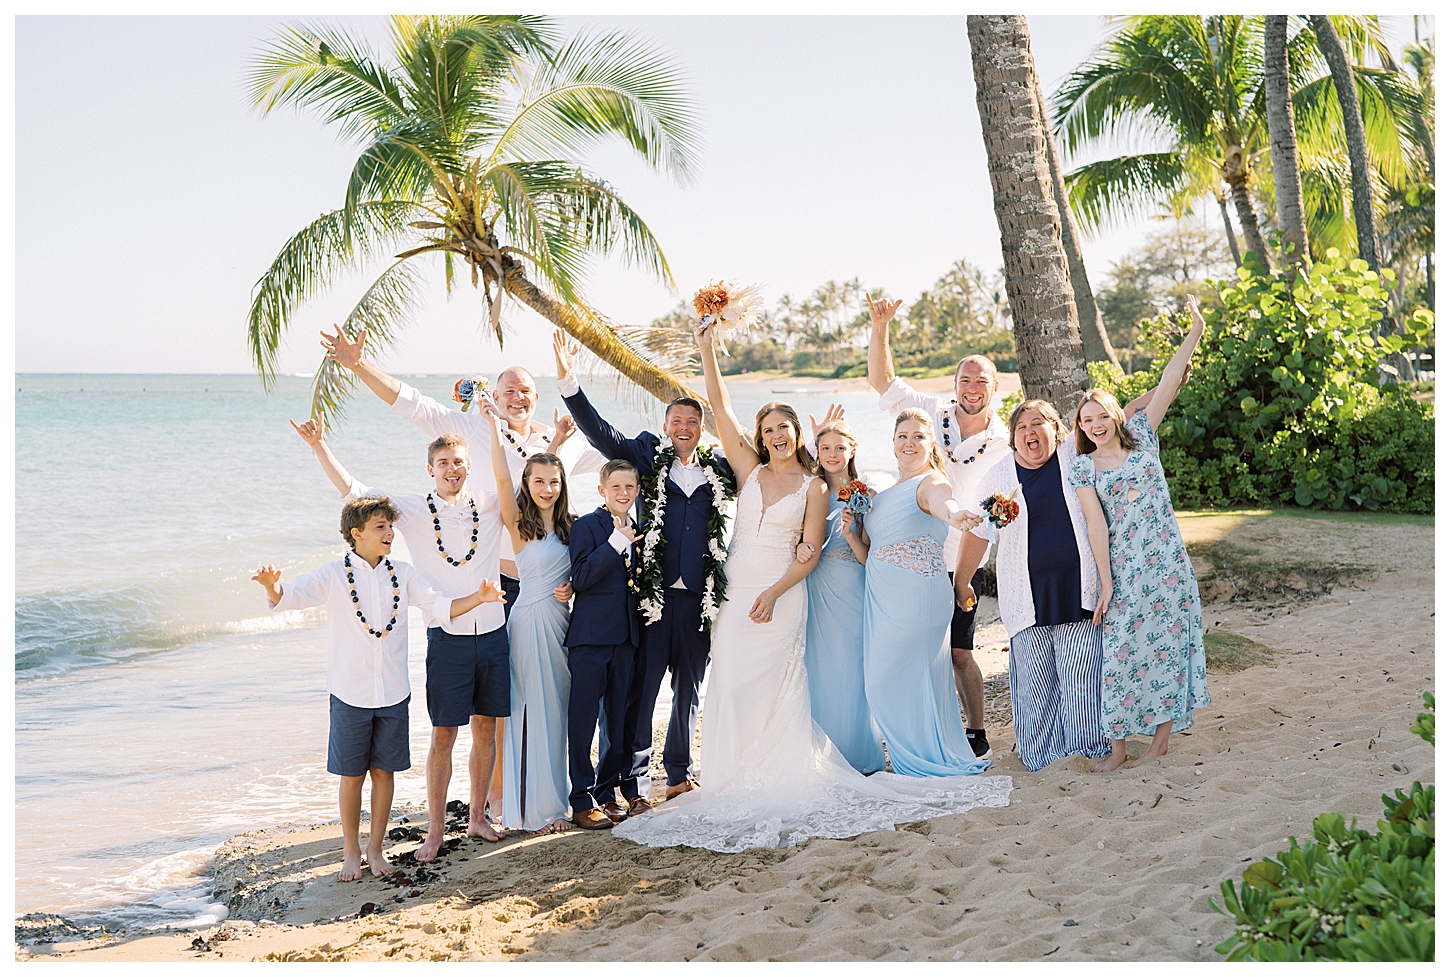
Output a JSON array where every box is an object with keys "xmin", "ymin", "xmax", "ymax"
[
  {"xmin": 1035, "ymin": 78, "xmax": 1120, "ymax": 370},
  {"xmin": 501, "ymin": 261, "xmax": 717, "ymax": 433},
  {"xmin": 1265, "ymin": 16, "xmax": 1312, "ymax": 269},
  {"xmin": 1310, "ymin": 15, "xmax": 1380, "ymax": 272},
  {"xmin": 1216, "ymin": 193, "xmax": 1243, "ymax": 267},
  {"xmin": 967, "ymin": 14, "xmax": 1089, "ymax": 419}
]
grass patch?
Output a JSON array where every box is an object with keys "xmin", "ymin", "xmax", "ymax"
[
  {"xmin": 1188, "ymin": 539, "xmax": 1373, "ymax": 601},
  {"xmin": 1203, "ymin": 631, "xmax": 1276, "ymax": 673}
]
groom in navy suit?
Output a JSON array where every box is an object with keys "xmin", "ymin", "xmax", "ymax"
[
  {"xmin": 553, "ymin": 331, "xmax": 735, "ymax": 802},
  {"xmin": 564, "ymin": 459, "xmax": 648, "ymax": 828}
]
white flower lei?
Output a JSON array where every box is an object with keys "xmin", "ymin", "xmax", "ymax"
[{"xmin": 636, "ymin": 442, "xmax": 733, "ymax": 632}]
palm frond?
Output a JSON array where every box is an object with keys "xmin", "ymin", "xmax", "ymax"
[
  {"xmin": 247, "ymin": 200, "xmax": 420, "ymax": 385},
  {"xmin": 1064, "ymin": 153, "xmax": 1190, "ymax": 230},
  {"xmin": 491, "ymin": 31, "xmax": 697, "ymax": 182},
  {"xmin": 247, "ymin": 22, "xmax": 407, "ymax": 142},
  {"xmin": 310, "ymin": 259, "xmax": 426, "ymax": 426},
  {"xmin": 480, "ymin": 159, "xmax": 592, "ymax": 303},
  {"xmin": 342, "ymin": 124, "xmax": 457, "ymax": 224}
]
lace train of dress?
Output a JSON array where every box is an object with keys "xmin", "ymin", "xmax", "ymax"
[{"xmin": 613, "ymin": 467, "xmax": 1013, "ymax": 853}]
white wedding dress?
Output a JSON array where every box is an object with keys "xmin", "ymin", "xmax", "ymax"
[{"xmin": 613, "ymin": 467, "xmax": 1014, "ymax": 853}]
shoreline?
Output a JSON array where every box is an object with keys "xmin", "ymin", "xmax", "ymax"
[{"xmin": 18, "ymin": 512, "xmax": 1433, "ymax": 961}]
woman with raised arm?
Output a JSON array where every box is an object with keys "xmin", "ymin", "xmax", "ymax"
[
  {"xmin": 1070, "ymin": 297, "xmax": 1210, "ymax": 772},
  {"xmin": 482, "ymin": 399, "xmax": 576, "ymax": 833},
  {"xmin": 862, "ymin": 409, "xmax": 991, "ymax": 777},
  {"xmin": 803, "ymin": 410, "xmax": 884, "ymax": 774},
  {"xmin": 614, "ymin": 320, "xmax": 1013, "ymax": 853}
]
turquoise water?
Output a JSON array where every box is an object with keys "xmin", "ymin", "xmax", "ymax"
[{"xmin": 13, "ymin": 372, "xmax": 904, "ymax": 928}]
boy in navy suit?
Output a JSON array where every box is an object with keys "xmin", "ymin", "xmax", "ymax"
[{"xmin": 564, "ymin": 459, "xmax": 648, "ymax": 829}]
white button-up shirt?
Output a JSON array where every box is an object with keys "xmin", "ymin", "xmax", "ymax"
[
  {"xmin": 390, "ymin": 381, "xmax": 606, "ymax": 562},
  {"xmin": 878, "ymin": 376, "xmax": 1013, "ymax": 569},
  {"xmin": 270, "ymin": 557, "xmax": 452, "ymax": 709},
  {"xmin": 344, "ymin": 479, "xmax": 506, "ymax": 635}
]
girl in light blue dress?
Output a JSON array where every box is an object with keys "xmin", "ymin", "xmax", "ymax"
[
  {"xmin": 1072, "ymin": 296, "xmax": 1209, "ymax": 773},
  {"xmin": 804, "ymin": 417, "xmax": 885, "ymax": 774},
  {"xmin": 862, "ymin": 409, "xmax": 989, "ymax": 778},
  {"xmin": 487, "ymin": 409, "xmax": 577, "ymax": 831}
]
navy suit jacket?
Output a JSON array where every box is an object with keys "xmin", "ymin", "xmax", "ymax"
[
  {"xmin": 563, "ymin": 386, "xmax": 736, "ymax": 596},
  {"xmin": 565, "ymin": 507, "xmax": 641, "ymax": 649}
]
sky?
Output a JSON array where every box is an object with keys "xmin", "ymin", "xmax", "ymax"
[{"xmin": 13, "ymin": 12, "xmax": 1428, "ymax": 378}]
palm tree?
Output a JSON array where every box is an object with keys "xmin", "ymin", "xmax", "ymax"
[
  {"xmin": 1051, "ymin": 15, "xmax": 1412, "ymax": 270},
  {"xmin": 1310, "ymin": 15, "xmax": 1379, "ymax": 271},
  {"xmin": 1264, "ymin": 15, "xmax": 1311, "ymax": 267},
  {"xmin": 246, "ymin": 16, "xmax": 703, "ymax": 424},
  {"xmin": 967, "ymin": 14, "xmax": 1089, "ymax": 419}
]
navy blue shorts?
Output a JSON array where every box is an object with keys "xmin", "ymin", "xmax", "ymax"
[
  {"xmin": 947, "ymin": 568, "xmax": 988, "ymax": 650},
  {"xmin": 425, "ymin": 625, "xmax": 510, "ymax": 727},
  {"xmin": 327, "ymin": 694, "xmax": 411, "ymax": 777}
]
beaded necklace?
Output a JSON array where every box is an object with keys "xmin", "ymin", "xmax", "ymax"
[
  {"xmin": 345, "ymin": 552, "xmax": 400, "ymax": 637},
  {"xmin": 941, "ymin": 404, "xmax": 992, "ymax": 465},
  {"xmin": 502, "ymin": 426, "xmax": 549, "ymax": 460},
  {"xmin": 427, "ymin": 493, "xmax": 479, "ymax": 566}
]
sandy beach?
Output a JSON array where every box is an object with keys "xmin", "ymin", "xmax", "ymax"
[{"xmin": 19, "ymin": 510, "xmax": 1433, "ymax": 962}]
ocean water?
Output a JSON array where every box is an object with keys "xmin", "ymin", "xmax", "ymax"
[{"xmin": 13, "ymin": 372, "xmax": 908, "ymax": 928}]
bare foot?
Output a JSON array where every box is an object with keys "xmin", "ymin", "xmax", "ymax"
[
  {"xmin": 1126, "ymin": 745, "xmax": 1168, "ymax": 769},
  {"xmin": 1091, "ymin": 754, "xmax": 1128, "ymax": 773},
  {"xmin": 416, "ymin": 826, "xmax": 446, "ymax": 862},
  {"xmin": 466, "ymin": 818, "xmax": 502, "ymax": 842},
  {"xmin": 339, "ymin": 850, "xmax": 363, "ymax": 882},
  {"xmin": 539, "ymin": 818, "xmax": 572, "ymax": 835},
  {"xmin": 365, "ymin": 849, "xmax": 394, "ymax": 877}
]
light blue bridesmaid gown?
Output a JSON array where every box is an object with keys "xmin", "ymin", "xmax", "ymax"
[
  {"xmin": 862, "ymin": 475, "xmax": 991, "ymax": 777},
  {"xmin": 805, "ymin": 497, "xmax": 886, "ymax": 774},
  {"xmin": 501, "ymin": 534, "xmax": 572, "ymax": 830}
]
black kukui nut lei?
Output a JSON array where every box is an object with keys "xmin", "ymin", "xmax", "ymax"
[
  {"xmin": 346, "ymin": 552, "xmax": 401, "ymax": 638},
  {"xmin": 428, "ymin": 493, "xmax": 480, "ymax": 566},
  {"xmin": 942, "ymin": 406, "xmax": 990, "ymax": 465}
]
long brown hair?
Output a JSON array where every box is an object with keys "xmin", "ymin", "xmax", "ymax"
[
  {"xmin": 814, "ymin": 419, "xmax": 860, "ymax": 482},
  {"xmin": 753, "ymin": 401, "xmax": 818, "ymax": 473},
  {"xmin": 893, "ymin": 408, "xmax": 947, "ymax": 475},
  {"xmin": 515, "ymin": 453, "xmax": 573, "ymax": 545},
  {"xmin": 1074, "ymin": 389, "xmax": 1138, "ymax": 455}
]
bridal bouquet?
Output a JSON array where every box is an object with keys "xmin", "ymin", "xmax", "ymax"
[
  {"xmin": 453, "ymin": 376, "xmax": 489, "ymax": 412},
  {"xmin": 981, "ymin": 487, "xmax": 1021, "ymax": 529},
  {"xmin": 837, "ymin": 479, "xmax": 873, "ymax": 515},
  {"xmin": 693, "ymin": 281, "xmax": 766, "ymax": 339}
]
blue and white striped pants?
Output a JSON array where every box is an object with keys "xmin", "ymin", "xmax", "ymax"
[{"xmin": 1008, "ymin": 620, "xmax": 1112, "ymax": 772}]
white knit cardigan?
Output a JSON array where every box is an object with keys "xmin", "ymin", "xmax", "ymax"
[{"xmin": 971, "ymin": 441, "xmax": 1100, "ymax": 639}]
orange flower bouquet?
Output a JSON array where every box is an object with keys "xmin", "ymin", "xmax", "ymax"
[
  {"xmin": 692, "ymin": 281, "xmax": 765, "ymax": 339},
  {"xmin": 981, "ymin": 486, "xmax": 1021, "ymax": 529},
  {"xmin": 453, "ymin": 375, "xmax": 489, "ymax": 412}
]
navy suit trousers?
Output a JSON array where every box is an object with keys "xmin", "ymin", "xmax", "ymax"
[
  {"xmin": 622, "ymin": 589, "xmax": 711, "ymax": 795},
  {"xmin": 566, "ymin": 641, "xmax": 635, "ymax": 813}
]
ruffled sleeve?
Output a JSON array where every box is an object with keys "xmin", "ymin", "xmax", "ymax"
[
  {"xmin": 1128, "ymin": 408, "xmax": 1159, "ymax": 454},
  {"xmin": 1067, "ymin": 452, "xmax": 1097, "ymax": 489}
]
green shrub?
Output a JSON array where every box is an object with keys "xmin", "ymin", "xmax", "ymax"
[
  {"xmin": 1088, "ymin": 252, "xmax": 1435, "ymax": 513},
  {"xmin": 1211, "ymin": 693, "xmax": 1436, "ymax": 961}
]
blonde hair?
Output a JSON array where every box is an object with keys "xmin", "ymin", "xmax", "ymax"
[
  {"xmin": 753, "ymin": 402, "xmax": 818, "ymax": 473},
  {"xmin": 814, "ymin": 420, "xmax": 860, "ymax": 482},
  {"xmin": 1074, "ymin": 389, "xmax": 1138, "ymax": 455},
  {"xmin": 893, "ymin": 408, "xmax": 947, "ymax": 475},
  {"xmin": 427, "ymin": 433, "xmax": 468, "ymax": 464},
  {"xmin": 1007, "ymin": 399, "xmax": 1070, "ymax": 453}
]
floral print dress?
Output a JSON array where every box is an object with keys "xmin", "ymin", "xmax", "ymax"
[{"xmin": 1069, "ymin": 410, "xmax": 1209, "ymax": 738}]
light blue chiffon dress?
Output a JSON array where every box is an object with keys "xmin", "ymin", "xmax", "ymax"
[
  {"xmin": 501, "ymin": 534, "xmax": 572, "ymax": 830},
  {"xmin": 804, "ymin": 497, "xmax": 886, "ymax": 774},
  {"xmin": 862, "ymin": 475, "xmax": 991, "ymax": 778}
]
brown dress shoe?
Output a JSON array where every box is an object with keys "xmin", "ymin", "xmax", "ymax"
[
  {"xmin": 601, "ymin": 801, "xmax": 628, "ymax": 823},
  {"xmin": 626, "ymin": 796, "xmax": 653, "ymax": 817},
  {"xmin": 571, "ymin": 808, "xmax": 613, "ymax": 830},
  {"xmin": 664, "ymin": 778, "xmax": 698, "ymax": 800}
]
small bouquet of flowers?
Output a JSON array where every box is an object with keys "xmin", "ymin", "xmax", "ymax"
[
  {"xmin": 693, "ymin": 281, "xmax": 766, "ymax": 345},
  {"xmin": 837, "ymin": 479, "xmax": 873, "ymax": 515},
  {"xmin": 453, "ymin": 375, "xmax": 489, "ymax": 412},
  {"xmin": 981, "ymin": 486, "xmax": 1021, "ymax": 529}
]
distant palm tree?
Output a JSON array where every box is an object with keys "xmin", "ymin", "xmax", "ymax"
[
  {"xmin": 1310, "ymin": 16, "xmax": 1380, "ymax": 271},
  {"xmin": 1051, "ymin": 15, "xmax": 1412, "ymax": 269},
  {"xmin": 1264, "ymin": 15, "xmax": 1311, "ymax": 267},
  {"xmin": 246, "ymin": 15, "xmax": 701, "ymax": 424}
]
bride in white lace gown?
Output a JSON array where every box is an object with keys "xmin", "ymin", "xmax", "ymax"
[{"xmin": 614, "ymin": 321, "xmax": 1014, "ymax": 853}]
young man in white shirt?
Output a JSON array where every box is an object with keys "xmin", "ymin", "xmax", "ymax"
[
  {"xmin": 252, "ymin": 497, "xmax": 504, "ymax": 882},
  {"xmin": 866, "ymin": 297, "xmax": 1012, "ymax": 759}
]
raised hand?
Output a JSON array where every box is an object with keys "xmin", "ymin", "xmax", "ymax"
[
  {"xmin": 552, "ymin": 328, "xmax": 579, "ymax": 379},
  {"xmin": 552, "ymin": 409, "xmax": 577, "ymax": 450},
  {"xmin": 320, "ymin": 324, "xmax": 366, "ymax": 370},
  {"xmin": 553, "ymin": 580, "xmax": 574, "ymax": 603},
  {"xmin": 809, "ymin": 403, "xmax": 845, "ymax": 439},
  {"xmin": 252, "ymin": 565, "xmax": 282, "ymax": 589},
  {"xmin": 289, "ymin": 417, "xmax": 324, "ymax": 447},
  {"xmin": 613, "ymin": 512, "xmax": 638, "ymax": 543},
  {"xmin": 1185, "ymin": 294, "xmax": 1204, "ymax": 330},
  {"xmin": 866, "ymin": 296, "xmax": 903, "ymax": 331}
]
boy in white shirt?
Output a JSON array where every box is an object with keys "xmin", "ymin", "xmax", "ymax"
[{"xmin": 252, "ymin": 496, "xmax": 504, "ymax": 882}]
